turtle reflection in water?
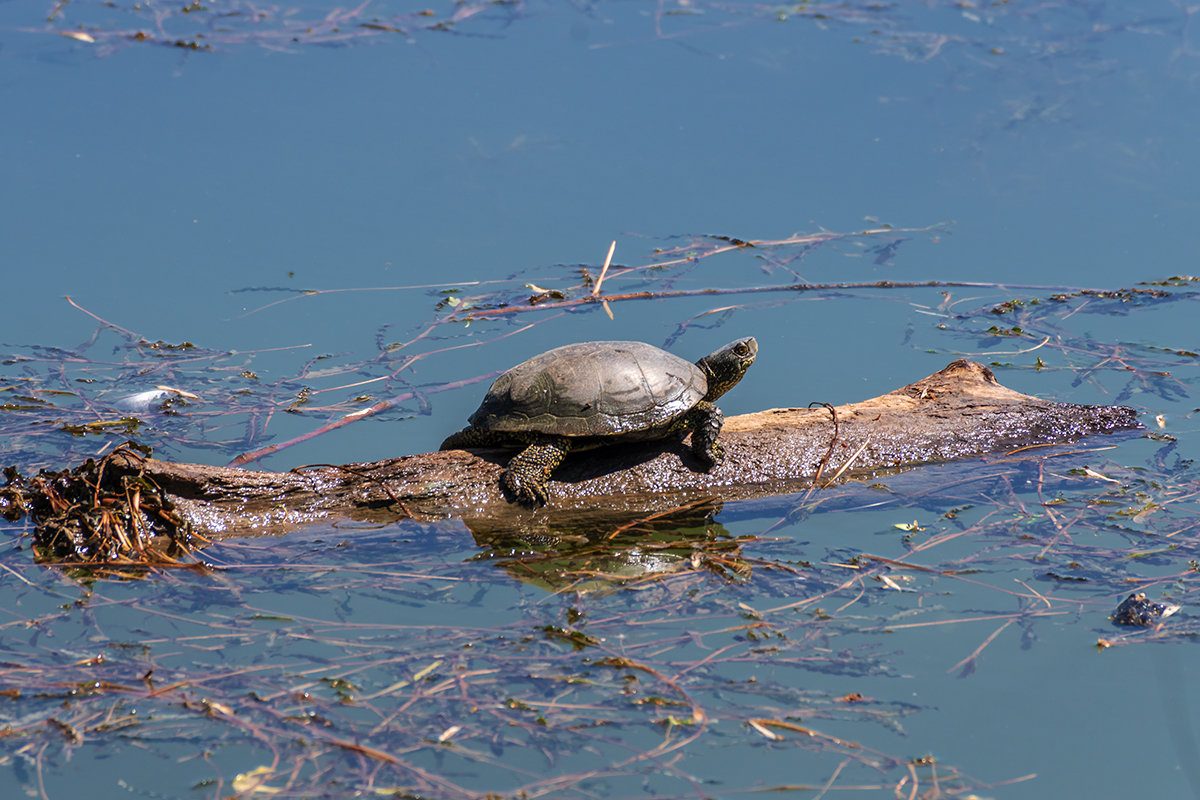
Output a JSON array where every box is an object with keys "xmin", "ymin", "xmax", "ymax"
[
  {"xmin": 1110, "ymin": 592, "xmax": 1181, "ymax": 627},
  {"xmin": 441, "ymin": 338, "xmax": 758, "ymax": 506}
]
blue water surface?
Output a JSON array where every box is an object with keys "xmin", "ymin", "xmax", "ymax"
[{"xmin": 2, "ymin": 2, "xmax": 1199, "ymax": 798}]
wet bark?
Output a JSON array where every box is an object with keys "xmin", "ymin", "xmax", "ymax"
[{"xmin": 102, "ymin": 360, "xmax": 1142, "ymax": 539}]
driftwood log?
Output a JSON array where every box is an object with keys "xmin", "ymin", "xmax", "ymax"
[{"xmin": 98, "ymin": 360, "xmax": 1141, "ymax": 541}]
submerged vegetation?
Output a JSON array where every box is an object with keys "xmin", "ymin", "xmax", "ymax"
[
  {"xmin": 1, "ymin": 436, "xmax": 1198, "ymax": 797},
  {"xmin": 1, "ymin": 228, "xmax": 1198, "ymax": 796}
]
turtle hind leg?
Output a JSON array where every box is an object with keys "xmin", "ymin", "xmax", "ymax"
[
  {"xmin": 503, "ymin": 437, "xmax": 570, "ymax": 507},
  {"xmin": 685, "ymin": 400, "xmax": 725, "ymax": 467}
]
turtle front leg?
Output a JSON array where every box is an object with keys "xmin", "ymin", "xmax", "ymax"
[
  {"xmin": 687, "ymin": 400, "xmax": 725, "ymax": 467},
  {"xmin": 502, "ymin": 437, "xmax": 570, "ymax": 507}
]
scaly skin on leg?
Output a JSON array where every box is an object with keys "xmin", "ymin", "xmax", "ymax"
[
  {"xmin": 503, "ymin": 438, "xmax": 570, "ymax": 507},
  {"xmin": 686, "ymin": 400, "xmax": 724, "ymax": 466}
]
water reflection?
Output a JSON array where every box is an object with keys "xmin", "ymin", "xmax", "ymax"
[{"xmin": 466, "ymin": 498, "xmax": 754, "ymax": 592}]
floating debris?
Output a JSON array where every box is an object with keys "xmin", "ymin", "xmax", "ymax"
[
  {"xmin": 1111, "ymin": 592, "xmax": 1181, "ymax": 627},
  {"xmin": 112, "ymin": 385, "xmax": 199, "ymax": 413},
  {"xmin": 1, "ymin": 442, "xmax": 201, "ymax": 569}
]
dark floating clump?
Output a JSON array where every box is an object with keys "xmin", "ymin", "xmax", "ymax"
[
  {"xmin": 0, "ymin": 442, "xmax": 202, "ymax": 571},
  {"xmin": 1110, "ymin": 592, "xmax": 1180, "ymax": 627}
]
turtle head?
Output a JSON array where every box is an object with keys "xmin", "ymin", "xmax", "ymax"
[{"xmin": 695, "ymin": 337, "xmax": 757, "ymax": 401}]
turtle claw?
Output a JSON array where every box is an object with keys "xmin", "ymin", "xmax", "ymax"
[
  {"xmin": 500, "ymin": 439, "xmax": 566, "ymax": 507},
  {"xmin": 501, "ymin": 470, "xmax": 549, "ymax": 508},
  {"xmin": 697, "ymin": 440, "xmax": 724, "ymax": 468}
]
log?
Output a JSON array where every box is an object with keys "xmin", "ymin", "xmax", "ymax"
[{"xmin": 100, "ymin": 360, "xmax": 1141, "ymax": 540}]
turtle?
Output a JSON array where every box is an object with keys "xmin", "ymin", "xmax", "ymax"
[{"xmin": 440, "ymin": 337, "xmax": 758, "ymax": 506}]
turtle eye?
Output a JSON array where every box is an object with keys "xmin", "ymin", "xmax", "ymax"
[{"xmin": 734, "ymin": 343, "xmax": 749, "ymax": 356}]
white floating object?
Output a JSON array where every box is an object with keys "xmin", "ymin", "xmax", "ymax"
[{"xmin": 113, "ymin": 385, "xmax": 199, "ymax": 412}]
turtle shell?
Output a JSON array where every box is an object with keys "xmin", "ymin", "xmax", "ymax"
[{"xmin": 467, "ymin": 341, "xmax": 707, "ymax": 439}]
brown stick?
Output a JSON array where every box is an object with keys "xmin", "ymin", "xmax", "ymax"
[{"xmin": 451, "ymin": 279, "xmax": 1114, "ymax": 322}]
